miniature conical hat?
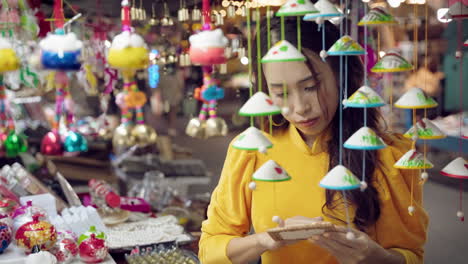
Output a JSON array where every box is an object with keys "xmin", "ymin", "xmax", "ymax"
[
  {"xmin": 252, "ymin": 160, "xmax": 291, "ymax": 182},
  {"xmin": 358, "ymin": 7, "xmax": 397, "ymax": 26},
  {"xmin": 232, "ymin": 126, "xmax": 273, "ymax": 151},
  {"xmin": 464, "ymin": 39, "xmax": 468, "ymax": 47},
  {"xmin": 440, "ymin": 157, "xmax": 468, "ymax": 179},
  {"xmin": 394, "ymin": 149, "xmax": 434, "ymax": 169},
  {"xmin": 327, "ymin": 35, "xmax": 366, "ymax": 56},
  {"xmin": 276, "ymin": 0, "xmax": 319, "ymax": 16},
  {"xmin": 303, "ymin": 0, "xmax": 342, "ymax": 20},
  {"xmin": 394, "ymin": 87, "xmax": 438, "ymax": 109},
  {"xmin": 343, "ymin": 85, "xmax": 385, "ymax": 108},
  {"xmin": 371, "ymin": 51, "xmax": 413, "ymax": 72},
  {"xmin": 261, "ymin": 40, "xmax": 306, "ymax": 63},
  {"xmin": 404, "ymin": 118, "xmax": 446, "ymax": 140},
  {"xmin": 344, "ymin": 127, "xmax": 387, "ymax": 150},
  {"xmin": 448, "ymin": 2, "xmax": 468, "ymax": 19},
  {"xmin": 239, "ymin": 91, "xmax": 282, "ymax": 116},
  {"xmin": 319, "ymin": 165, "xmax": 360, "ymax": 190}
]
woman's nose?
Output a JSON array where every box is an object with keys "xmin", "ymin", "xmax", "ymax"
[{"xmin": 289, "ymin": 92, "xmax": 311, "ymax": 115}]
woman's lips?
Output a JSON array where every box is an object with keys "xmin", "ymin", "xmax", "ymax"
[{"xmin": 296, "ymin": 117, "xmax": 320, "ymax": 128}]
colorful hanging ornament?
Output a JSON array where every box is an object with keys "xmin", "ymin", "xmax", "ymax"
[
  {"xmin": 238, "ymin": 91, "xmax": 282, "ymax": 117},
  {"xmin": 320, "ymin": 165, "xmax": 360, "ymax": 239},
  {"xmin": 404, "ymin": 118, "xmax": 446, "ymax": 140},
  {"xmin": 446, "ymin": 0, "xmax": 468, "ymax": 19},
  {"xmin": 0, "ymin": 217, "xmax": 11, "ymax": 253},
  {"xmin": 50, "ymin": 230, "xmax": 79, "ymax": 264},
  {"xmin": 39, "ymin": 1, "xmax": 87, "ymax": 155},
  {"xmin": 232, "ymin": 126, "xmax": 273, "ymax": 153},
  {"xmin": 358, "ymin": 6, "xmax": 397, "ymax": 26},
  {"xmin": 342, "ymin": 85, "xmax": 385, "ymax": 108},
  {"xmin": 78, "ymin": 233, "xmax": 108, "ymax": 263},
  {"xmin": 275, "ymin": 0, "xmax": 318, "ymax": 17},
  {"xmin": 303, "ymin": 0, "xmax": 342, "ymax": 21},
  {"xmin": 394, "ymin": 87, "xmax": 438, "ymax": 109},
  {"xmin": 261, "ymin": 40, "xmax": 306, "ymax": 63},
  {"xmin": 327, "ymin": 35, "xmax": 366, "ymax": 56},
  {"xmin": 371, "ymin": 51, "xmax": 413, "ymax": 73},
  {"xmin": 15, "ymin": 215, "xmax": 57, "ymax": 253},
  {"xmin": 40, "ymin": 130, "xmax": 63, "ymax": 156},
  {"xmin": 0, "ymin": 37, "xmax": 23, "ymax": 158},
  {"xmin": 343, "ymin": 127, "xmax": 386, "ymax": 150},
  {"xmin": 186, "ymin": 1, "xmax": 229, "ymax": 140},
  {"xmin": 108, "ymin": 0, "xmax": 155, "ymax": 151},
  {"xmin": 252, "ymin": 160, "xmax": 291, "ymax": 183},
  {"xmin": 394, "ymin": 149, "xmax": 434, "ymax": 170}
]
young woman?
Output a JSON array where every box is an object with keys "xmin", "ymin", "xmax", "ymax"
[{"xmin": 199, "ymin": 18, "xmax": 428, "ymax": 264}]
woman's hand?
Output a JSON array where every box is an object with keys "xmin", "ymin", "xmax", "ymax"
[{"xmin": 308, "ymin": 226, "xmax": 405, "ymax": 264}]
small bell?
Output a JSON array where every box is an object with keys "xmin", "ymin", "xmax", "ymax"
[
  {"xmin": 205, "ymin": 117, "xmax": 228, "ymax": 138},
  {"xmin": 252, "ymin": 9, "xmax": 260, "ymax": 22},
  {"xmin": 131, "ymin": 124, "xmax": 158, "ymax": 147},
  {"xmin": 192, "ymin": 7, "xmax": 201, "ymax": 21},
  {"xmin": 224, "ymin": 47, "xmax": 232, "ymax": 59},
  {"xmin": 227, "ymin": 5, "xmax": 236, "ymax": 18},
  {"xmin": 238, "ymin": 47, "xmax": 246, "ymax": 58},
  {"xmin": 185, "ymin": 117, "xmax": 206, "ymax": 139},
  {"xmin": 149, "ymin": 3, "xmax": 158, "ymax": 25},
  {"xmin": 179, "ymin": 54, "xmax": 186, "ymax": 67},
  {"xmin": 219, "ymin": 63, "xmax": 227, "ymax": 74},
  {"xmin": 112, "ymin": 124, "xmax": 135, "ymax": 154}
]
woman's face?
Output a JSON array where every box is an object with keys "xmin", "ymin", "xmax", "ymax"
[{"xmin": 263, "ymin": 49, "xmax": 338, "ymax": 139}]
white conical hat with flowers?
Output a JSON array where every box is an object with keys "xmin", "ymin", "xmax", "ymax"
[
  {"xmin": 276, "ymin": 0, "xmax": 319, "ymax": 17},
  {"xmin": 358, "ymin": 7, "xmax": 397, "ymax": 26},
  {"xmin": 447, "ymin": 1, "xmax": 468, "ymax": 19},
  {"xmin": 344, "ymin": 127, "xmax": 387, "ymax": 150},
  {"xmin": 239, "ymin": 91, "xmax": 282, "ymax": 116},
  {"xmin": 319, "ymin": 165, "xmax": 361, "ymax": 190},
  {"xmin": 232, "ymin": 126, "xmax": 273, "ymax": 151},
  {"xmin": 404, "ymin": 118, "xmax": 446, "ymax": 140},
  {"xmin": 394, "ymin": 87, "xmax": 438, "ymax": 109},
  {"xmin": 440, "ymin": 157, "xmax": 468, "ymax": 179},
  {"xmin": 252, "ymin": 160, "xmax": 291, "ymax": 182},
  {"xmin": 343, "ymin": 85, "xmax": 385, "ymax": 108},
  {"xmin": 327, "ymin": 35, "xmax": 366, "ymax": 56},
  {"xmin": 394, "ymin": 149, "xmax": 434, "ymax": 169},
  {"xmin": 303, "ymin": 0, "xmax": 342, "ymax": 20},
  {"xmin": 371, "ymin": 51, "xmax": 413, "ymax": 72},
  {"xmin": 261, "ymin": 40, "xmax": 306, "ymax": 63}
]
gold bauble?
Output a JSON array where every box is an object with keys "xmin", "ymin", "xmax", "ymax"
[
  {"xmin": 185, "ymin": 117, "xmax": 207, "ymax": 139},
  {"xmin": 205, "ymin": 117, "xmax": 228, "ymax": 138},
  {"xmin": 112, "ymin": 124, "xmax": 135, "ymax": 153},
  {"xmin": 131, "ymin": 124, "xmax": 158, "ymax": 147}
]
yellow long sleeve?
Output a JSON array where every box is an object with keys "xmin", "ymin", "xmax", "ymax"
[{"xmin": 199, "ymin": 144, "xmax": 257, "ymax": 264}]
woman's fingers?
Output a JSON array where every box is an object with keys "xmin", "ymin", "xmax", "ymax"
[
  {"xmin": 309, "ymin": 236, "xmax": 351, "ymax": 260},
  {"xmin": 321, "ymin": 232, "xmax": 364, "ymax": 250}
]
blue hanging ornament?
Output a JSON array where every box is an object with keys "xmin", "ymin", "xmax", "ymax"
[
  {"xmin": 64, "ymin": 131, "xmax": 88, "ymax": 153},
  {"xmin": 202, "ymin": 85, "xmax": 224, "ymax": 101},
  {"xmin": 148, "ymin": 49, "xmax": 160, "ymax": 89}
]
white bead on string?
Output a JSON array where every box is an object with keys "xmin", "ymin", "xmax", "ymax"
[
  {"xmin": 346, "ymin": 231, "xmax": 356, "ymax": 240},
  {"xmin": 408, "ymin": 206, "xmax": 415, "ymax": 214},
  {"xmin": 420, "ymin": 171, "xmax": 428, "ymax": 181},
  {"xmin": 249, "ymin": 182, "xmax": 257, "ymax": 190},
  {"xmin": 315, "ymin": 17, "xmax": 324, "ymax": 25},
  {"xmin": 360, "ymin": 181, "xmax": 368, "ymax": 191},
  {"xmin": 258, "ymin": 146, "xmax": 267, "ymax": 154},
  {"xmin": 320, "ymin": 50, "xmax": 328, "ymax": 60},
  {"xmin": 281, "ymin": 107, "xmax": 290, "ymax": 115}
]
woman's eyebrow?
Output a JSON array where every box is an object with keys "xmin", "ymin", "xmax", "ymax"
[{"xmin": 269, "ymin": 74, "xmax": 320, "ymax": 87}]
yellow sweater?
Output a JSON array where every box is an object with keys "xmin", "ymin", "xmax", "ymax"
[{"xmin": 199, "ymin": 124, "xmax": 428, "ymax": 264}]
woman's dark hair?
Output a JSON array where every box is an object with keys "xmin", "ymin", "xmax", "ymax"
[{"xmin": 253, "ymin": 17, "xmax": 384, "ymax": 231}]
